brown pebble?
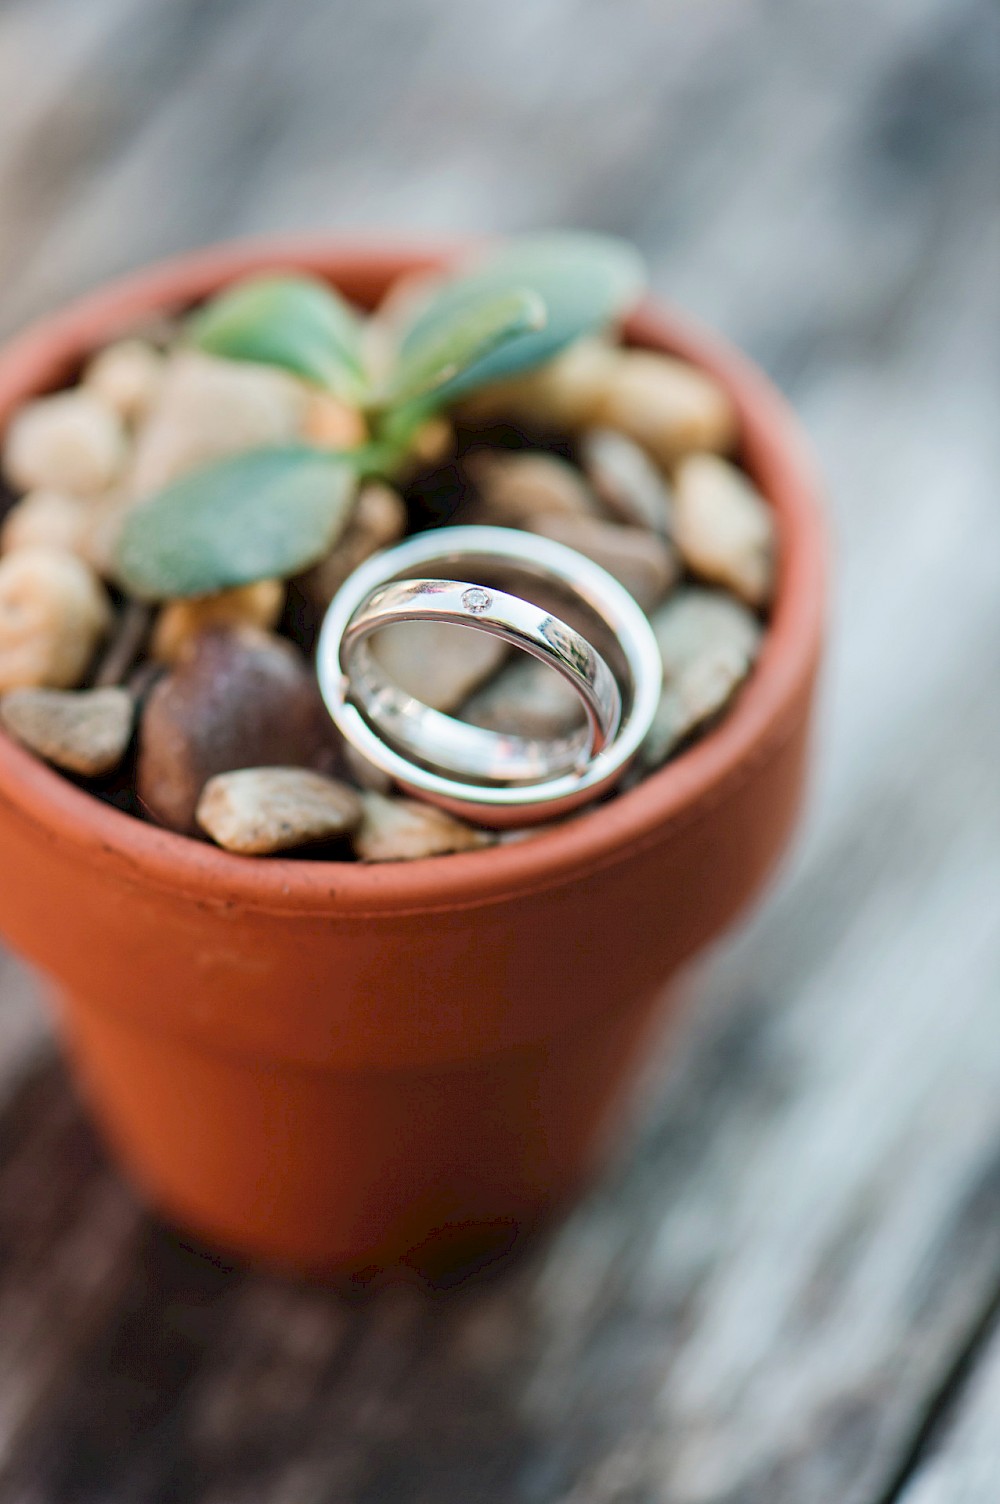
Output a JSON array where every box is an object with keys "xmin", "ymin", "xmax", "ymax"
[
  {"xmin": 464, "ymin": 451, "xmax": 598, "ymax": 526},
  {"xmin": 594, "ymin": 350, "xmax": 737, "ymax": 466},
  {"xmin": 136, "ymin": 626, "xmax": 333, "ymax": 835},
  {"xmin": 673, "ymin": 453, "xmax": 776, "ymax": 607}
]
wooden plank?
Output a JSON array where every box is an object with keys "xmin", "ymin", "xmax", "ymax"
[
  {"xmin": 897, "ymin": 1323, "xmax": 1000, "ymax": 1504},
  {"xmin": 0, "ymin": 0, "xmax": 997, "ymax": 1498}
]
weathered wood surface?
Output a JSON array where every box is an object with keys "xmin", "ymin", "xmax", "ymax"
[{"xmin": 0, "ymin": 0, "xmax": 998, "ymax": 1499}]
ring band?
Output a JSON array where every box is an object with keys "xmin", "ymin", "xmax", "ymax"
[
  {"xmin": 316, "ymin": 526, "xmax": 663, "ymax": 826},
  {"xmin": 343, "ymin": 577, "xmax": 621, "ymax": 783}
]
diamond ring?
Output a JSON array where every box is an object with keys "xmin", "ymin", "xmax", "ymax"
[{"xmin": 316, "ymin": 526, "xmax": 663, "ymax": 826}]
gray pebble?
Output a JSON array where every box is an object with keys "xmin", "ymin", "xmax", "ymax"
[
  {"xmin": 0, "ymin": 685, "xmax": 134, "ymax": 776},
  {"xmin": 641, "ymin": 587, "xmax": 763, "ymax": 767},
  {"xmin": 371, "ymin": 621, "xmax": 507, "ymax": 713},
  {"xmin": 526, "ymin": 513, "xmax": 679, "ymax": 611},
  {"xmin": 579, "ymin": 427, "xmax": 674, "ymax": 534},
  {"xmin": 354, "ymin": 792, "xmax": 492, "ymax": 862},
  {"xmin": 461, "ymin": 655, "xmax": 584, "ymax": 740},
  {"xmin": 196, "ymin": 767, "xmax": 362, "ymax": 855}
]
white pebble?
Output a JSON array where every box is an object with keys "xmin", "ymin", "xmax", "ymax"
[
  {"xmin": 0, "ymin": 489, "xmax": 91, "ymax": 557},
  {"xmin": 0, "ymin": 547, "xmax": 111, "ymax": 691},
  {"xmin": 84, "ymin": 340, "xmax": 165, "ymax": 422},
  {"xmin": 3, "ymin": 390, "xmax": 126, "ymax": 495}
]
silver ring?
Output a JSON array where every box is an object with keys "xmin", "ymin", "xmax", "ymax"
[
  {"xmin": 343, "ymin": 578, "xmax": 621, "ymax": 782},
  {"xmin": 316, "ymin": 526, "xmax": 663, "ymax": 826}
]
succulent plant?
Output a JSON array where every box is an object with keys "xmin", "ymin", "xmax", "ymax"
[{"xmin": 115, "ymin": 234, "xmax": 645, "ymax": 600}]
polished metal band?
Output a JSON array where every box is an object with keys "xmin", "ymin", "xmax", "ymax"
[{"xmin": 316, "ymin": 526, "xmax": 663, "ymax": 826}]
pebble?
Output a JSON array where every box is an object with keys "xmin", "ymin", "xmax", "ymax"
[
  {"xmin": 461, "ymin": 655, "xmax": 584, "ymax": 740},
  {"xmin": 0, "ymin": 489, "xmax": 91, "ymax": 557},
  {"xmin": 673, "ymin": 453, "xmax": 775, "ymax": 607},
  {"xmin": 579, "ymin": 427, "xmax": 674, "ymax": 533},
  {"xmin": 136, "ymin": 626, "xmax": 332, "ymax": 835},
  {"xmin": 640, "ymin": 587, "xmax": 763, "ymax": 767},
  {"xmin": 460, "ymin": 338, "xmax": 622, "ymax": 429},
  {"xmin": 196, "ymin": 766, "xmax": 363, "ymax": 855},
  {"xmin": 371, "ymin": 621, "xmax": 507, "ymax": 713},
  {"xmin": 464, "ymin": 451, "xmax": 598, "ymax": 526},
  {"xmin": 594, "ymin": 350, "xmax": 737, "ymax": 466},
  {"xmin": 83, "ymin": 340, "xmax": 165, "ymax": 422},
  {"xmin": 150, "ymin": 579, "xmax": 285, "ymax": 664},
  {"xmin": 301, "ymin": 392, "xmax": 368, "ymax": 450},
  {"xmin": 526, "ymin": 513, "xmax": 679, "ymax": 610},
  {"xmin": 0, "ymin": 685, "xmax": 134, "ymax": 776},
  {"xmin": 0, "ymin": 548, "xmax": 111, "ymax": 691},
  {"xmin": 127, "ymin": 350, "xmax": 309, "ymax": 495},
  {"xmin": 297, "ymin": 483, "xmax": 407, "ymax": 613},
  {"xmin": 354, "ymin": 791, "xmax": 491, "ymax": 862},
  {"xmin": 3, "ymin": 390, "xmax": 127, "ymax": 496}
]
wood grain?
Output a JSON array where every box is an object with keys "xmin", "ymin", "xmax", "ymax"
[{"xmin": 0, "ymin": 0, "xmax": 998, "ymax": 1499}]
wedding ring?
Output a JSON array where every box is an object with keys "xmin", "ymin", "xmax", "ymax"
[{"xmin": 316, "ymin": 526, "xmax": 663, "ymax": 826}]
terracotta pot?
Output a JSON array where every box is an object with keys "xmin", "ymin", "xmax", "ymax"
[{"xmin": 0, "ymin": 239, "xmax": 826, "ymax": 1279}]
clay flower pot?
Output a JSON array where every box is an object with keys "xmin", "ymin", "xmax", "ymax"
[{"xmin": 0, "ymin": 239, "xmax": 826, "ymax": 1279}]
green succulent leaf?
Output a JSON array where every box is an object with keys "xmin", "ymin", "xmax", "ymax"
[
  {"xmin": 396, "ymin": 233, "xmax": 645, "ymax": 402},
  {"xmin": 187, "ymin": 275, "xmax": 368, "ymax": 400},
  {"xmin": 116, "ymin": 447, "xmax": 357, "ymax": 600},
  {"xmin": 384, "ymin": 287, "xmax": 546, "ymax": 408}
]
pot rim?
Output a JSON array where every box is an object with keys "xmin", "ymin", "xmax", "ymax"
[{"xmin": 0, "ymin": 235, "xmax": 826, "ymax": 916}]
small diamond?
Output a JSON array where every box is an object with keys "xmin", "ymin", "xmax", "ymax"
[{"xmin": 461, "ymin": 587, "xmax": 492, "ymax": 614}]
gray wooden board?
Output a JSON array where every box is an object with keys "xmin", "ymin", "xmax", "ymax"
[{"xmin": 0, "ymin": 0, "xmax": 998, "ymax": 1498}]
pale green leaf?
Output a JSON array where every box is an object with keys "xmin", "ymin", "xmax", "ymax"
[
  {"xmin": 116, "ymin": 447, "xmax": 357, "ymax": 600},
  {"xmin": 384, "ymin": 287, "xmax": 546, "ymax": 407},
  {"xmin": 396, "ymin": 233, "xmax": 645, "ymax": 401},
  {"xmin": 188, "ymin": 275, "xmax": 367, "ymax": 399}
]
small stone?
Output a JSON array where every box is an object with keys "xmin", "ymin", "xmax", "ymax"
[
  {"xmin": 136, "ymin": 626, "xmax": 333, "ymax": 835},
  {"xmin": 0, "ymin": 686, "xmax": 134, "ymax": 776},
  {"xmin": 3, "ymin": 390, "xmax": 127, "ymax": 496},
  {"xmin": 0, "ymin": 548, "xmax": 112, "ymax": 691},
  {"xmin": 460, "ymin": 338, "xmax": 621, "ymax": 429},
  {"xmin": 301, "ymin": 392, "xmax": 368, "ymax": 450},
  {"xmin": 196, "ymin": 767, "xmax": 362, "ymax": 855},
  {"xmin": 296, "ymin": 483, "xmax": 407, "ymax": 613},
  {"xmin": 593, "ymin": 350, "xmax": 737, "ymax": 466},
  {"xmin": 354, "ymin": 792, "xmax": 491, "ymax": 862},
  {"xmin": 462, "ymin": 656, "xmax": 584, "ymax": 740},
  {"xmin": 128, "ymin": 350, "xmax": 308, "ymax": 495},
  {"xmin": 673, "ymin": 453, "xmax": 775, "ymax": 606},
  {"xmin": 150, "ymin": 580, "xmax": 285, "ymax": 664},
  {"xmin": 0, "ymin": 489, "xmax": 91, "ymax": 557},
  {"xmin": 407, "ymin": 416, "xmax": 454, "ymax": 469},
  {"xmin": 640, "ymin": 587, "xmax": 763, "ymax": 767},
  {"xmin": 579, "ymin": 428, "xmax": 674, "ymax": 533},
  {"xmin": 526, "ymin": 513, "xmax": 679, "ymax": 611},
  {"xmin": 84, "ymin": 340, "xmax": 165, "ymax": 422},
  {"xmin": 371, "ymin": 621, "xmax": 507, "ymax": 713},
  {"xmin": 464, "ymin": 451, "xmax": 598, "ymax": 526}
]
